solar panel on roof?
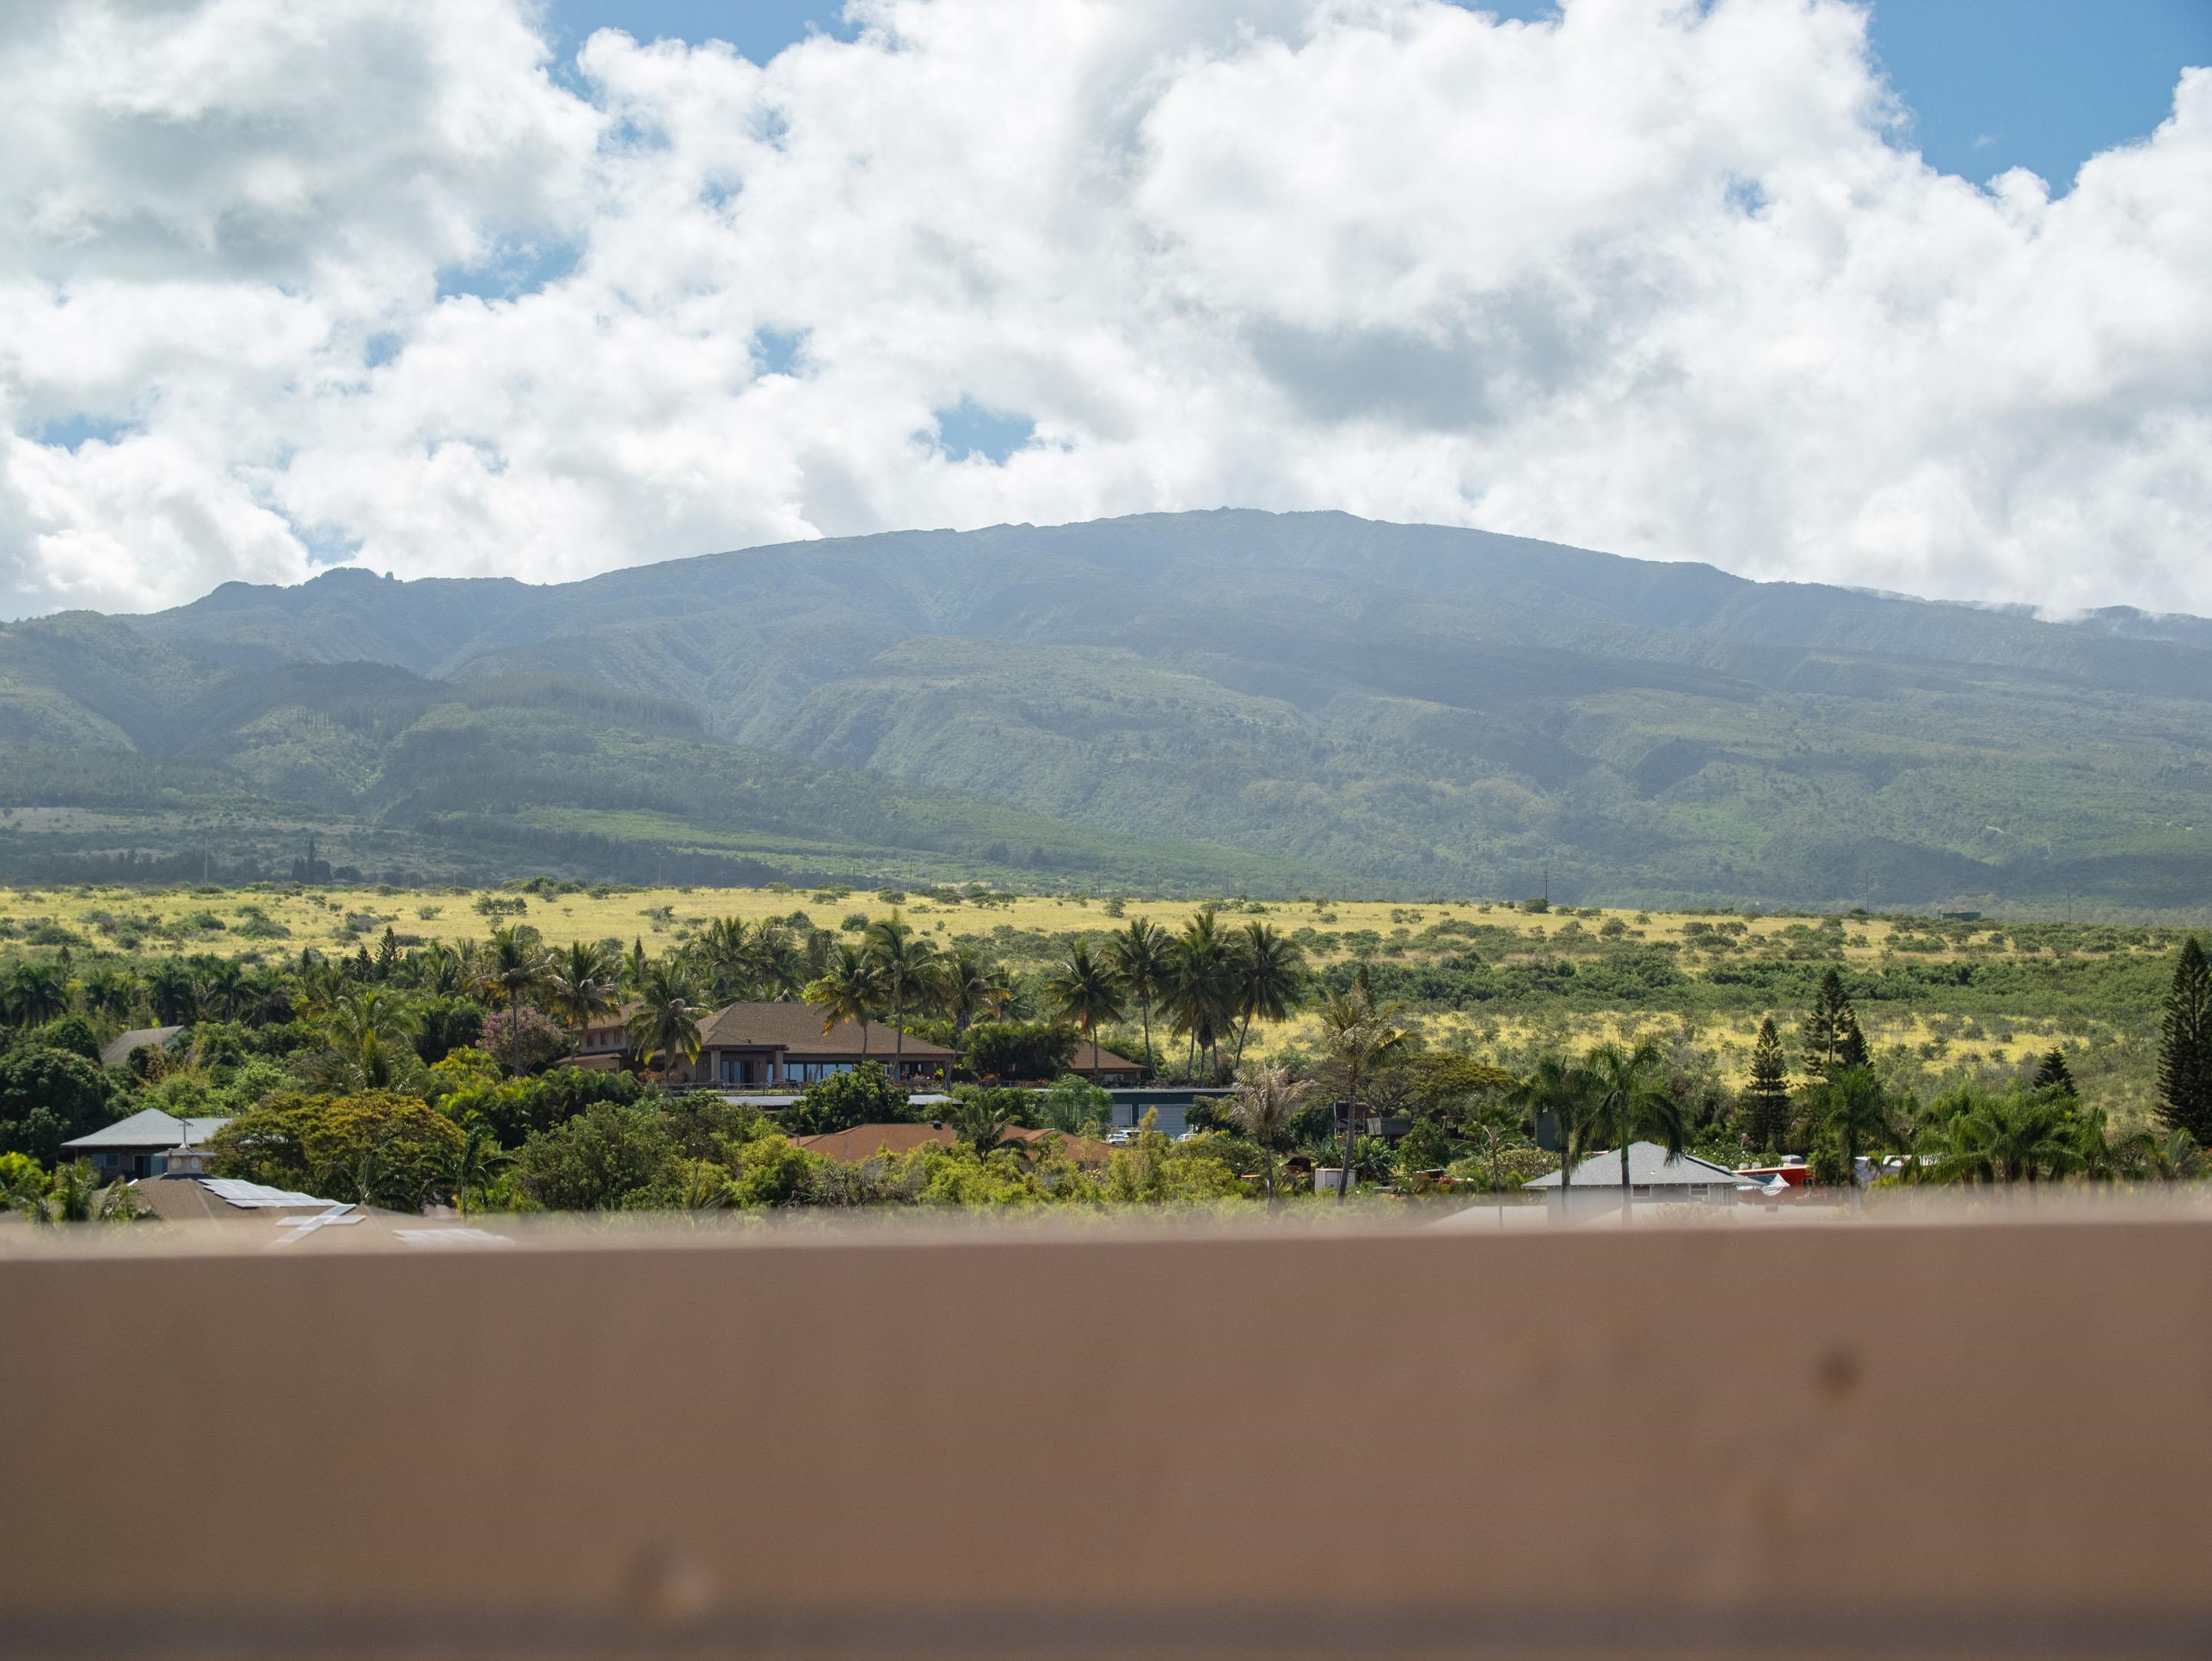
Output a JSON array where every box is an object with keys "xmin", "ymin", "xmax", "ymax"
[{"xmin": 197, "ymin": 1178, "xmax": 343, "ymax": 1209}]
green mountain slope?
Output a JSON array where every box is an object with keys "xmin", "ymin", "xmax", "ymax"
[
  {"xmin": 0, "ymin": 615, "xmax": 1320, "ymax": 893},
  {"xmin": 99, "ymin": 509, "xmax": 2212, "ymax": 907}
]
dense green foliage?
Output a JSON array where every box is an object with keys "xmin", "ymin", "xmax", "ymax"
[{"xmin": 0, "ymin": 1043, "xmax": 117, "ymax": 1163}]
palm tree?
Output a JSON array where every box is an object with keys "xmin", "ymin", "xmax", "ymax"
[
  {"xmin": 1043, "ymin": 940, "xmax": 1126, "ymax": 1078},
  {"xmin": 1227, "ymin": 1063, "xmax": 1313, "ymax": 1202},
  {"xmin": 6, "ymin": 962, "xmax": 69, "ymax": 1027},
  {"xmin": 473, "ymin": 925, "xmax": 554, "ymax": 1077},
  {"xmin": 291, "ymin": 952, "xmax": 345, "ymax": 1018},
  {"xmin": 201, "ymin": 958, "xmax": 247, "ymax": 1019},
  {"xmin": 1921, "ymin": 1086, "xmax": 2076, "ymax": 1188},
  {"xmin": 749, "ymin": 922, "xmax": 806, "ymax": 1000},
  {"xmin": 409, "ymin": 941, "xmax": 469, "ymax": 997},
  {"xmin": 82, "ymin": 966, "xmax": 141, "ymax": 1021},
  {"xmin": 239, "ymin": 967, "xmax": 294, "ymax": 1027},
  {"xmin": 146, "ymin": 958, "xmax": 199, "ymax": 1024},
  {"xmin": 863, "ymin": 910, "xmax": 937, "ymax": 1082},
  {"xmin": 1509, "ymin": 1056, "xmax": 1599, "ymax": 1218},
  {"xmin": 1583, "ymin": 1039, "xmax": 1687, "ymax": 1223},
  {"xmin": 1109, "ymin": 918, "xmax": 1173, "ymax": 1078},
  {"xmin": 1813, "ymin": 1066, "xmax": 1902, "ymax": 1205},
  {"xmin": 326, "ymin": 986, "xmax": 419, "ymax": 1090},
  {"xmin": 699, "ymin": 917, "xmax": 754, "ymax": 1002},
  {"xmin": 49, "ymin": 1160, "xmax": 101, "ymax": 1222},
  {"xmin": 440, "ymin": 1120, "xmax": 508, "ymax": 1221},
  {"xmin": 1167, "ymin": 910, "xmax": 1237, "ymax": 1082},
  {"xmin": 938, "ymin": 945, "xmax": 995, "ymax": 1036},
  {"xmin": 980, "ymin": 964, "xmax": 1022, "ymax": 1022},
  {"xmin": 548, "ymin": 940, "xmax": 621, "ymax": 1043},
  {"xmin": 626, "ymin": 959, "xmax": 705, "ymax": 1086},
  {"xmin": 1316, "ymin": 978, "xmax": 1412, "ymax": 1202},
  {"xmin": 951, "ymin": 1092, "xmax": 1025, "ymax": 1157},
  {"xmin": 2128, "ymin": 1126, "xmax": 2210, "ymax": 1182},
  {"xmin": 1231, "ymin": 921, "xmax": 1307, "ymax": 1066},
  {"xmin": 806, "ymin": 944, "xmax": 886, "ymax": 1056},
  {"xmin": 1465, "ymin": 1102, "xmax": 1522, "ymax": 1193}
]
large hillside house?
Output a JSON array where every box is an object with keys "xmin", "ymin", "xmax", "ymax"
[{"xmin": 573, "ymin": 1001, "xmax": 956, "ymax": 1087}]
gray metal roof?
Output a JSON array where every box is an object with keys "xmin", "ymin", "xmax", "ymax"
[
  {"xmin": 1525, "ymin": 1142, "xmax": 1744, "ymax": 1189},
  {"xmin": 197, "ymin": 1178, "xmax": 343, "ymax": 1210},
  {"xmin": 61, "ymin": 1109, "xmax": 230, "ymax": 1151},
  {"xmin": 98, "ymin": 1026, "xmax": 184, "ymax": 1067}
]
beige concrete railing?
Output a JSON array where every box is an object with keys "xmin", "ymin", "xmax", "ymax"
[{"xmin": 4, "ymin": 1199, "xmax": 2210, "ymax": 1656}]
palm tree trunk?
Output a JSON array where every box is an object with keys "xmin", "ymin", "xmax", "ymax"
[
  {"xmin": 1234, "ymin": 1012, "xmax": 1253, "ymax": 1067},
  {"xmin": 1336, "ymin": 1066, "xmax": 1358, "ymax": 1205},
  {"xmin": 1140, "ymin": 993, "xmax": 1154, "ymax": 1079},
  {"xmin": 1558, "ymin": 1127, "xmax": 1572, "ymax": 1226},
  {"xmin": 894, "ymin": 979, "xmax": 905, "ymax": 1082}
]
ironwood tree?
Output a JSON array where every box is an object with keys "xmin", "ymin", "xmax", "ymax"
[
  {"xmin": 2157, "ymin": 937, "xmax": 2212, "ymax": 1145},
  {"xmin": 2031, "ymin": 1047, "xmax": 2076, "ymax": 1099},
  {"xmin": 1800, "ymin": 967, "xmax": 1869, "ymax": 1080},
  {"xmin": 1743, "ymin": 1016, "xmax": 1791, "ymax": 1152}
]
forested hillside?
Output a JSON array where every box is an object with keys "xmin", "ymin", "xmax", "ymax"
[
  {"xmin": 0, "ymin": 613, "xmax": 1313, "ymax": 893},
  {"xmin": 101, "ymin": 510, "xmax": 2212, "ymax": 910}
]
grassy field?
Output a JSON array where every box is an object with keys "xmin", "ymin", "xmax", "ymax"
[
  {"xmin": 1, "ymin": 882, "xmax": 2185, "ymax": 1121},
  {"xmin": 1, "ymin": 880, "xmax": 2187, "ymax": 966}
]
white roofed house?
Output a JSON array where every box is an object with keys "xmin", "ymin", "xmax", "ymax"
[
  {"xmin": 59, "ymin": 1109, "xmax": 229, "ymax": 1183},
  {"xmin": 1524, "ymin": 1142, "xmax": 1746, "ymax": 1215}
]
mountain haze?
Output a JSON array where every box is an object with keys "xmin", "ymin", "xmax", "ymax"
[{"xmin": 14, "ymin": 509, "xmax": 2212, "ymax": 908}]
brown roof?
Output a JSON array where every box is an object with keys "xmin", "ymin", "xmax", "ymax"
[
  {"xmin": 697, "ymin": 1002, "xmax": 955, "ymax": 1059},
  {"xmin": 790, "ymin": 1123, "xmax": 1114, "ymax": 1166},
  {"xmin": 1068, "ymin": 1046, "xmax": 1143, "ymax": 1072},
  {"xmin": 790, "ymin": 1123, "xmax": 958, "ymax": 1161}
]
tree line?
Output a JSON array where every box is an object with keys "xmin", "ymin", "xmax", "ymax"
[{"xmin": 6, "ymin": 918, "xmax": 2212, "ymax": 1222}]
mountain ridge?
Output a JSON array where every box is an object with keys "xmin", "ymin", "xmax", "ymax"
[{"xmin": 20, "ymin": 509, "xmax": 2212, "ymax": 909}]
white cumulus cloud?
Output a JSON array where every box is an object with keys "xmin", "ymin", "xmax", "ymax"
[{"xmin": 0, "ymin": 0, "xmax": 2206, "ymax": 618}]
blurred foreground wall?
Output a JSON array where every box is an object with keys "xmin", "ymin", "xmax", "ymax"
[{"xmin": 2, "ymin": 1212, "xmax": 2210, "ymax": 1658}]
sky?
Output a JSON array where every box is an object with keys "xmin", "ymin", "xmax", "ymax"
[
  {"xmin": 1, "ymin": 0, "xmax": 2208, "ymax": 620},
  {"xmin": 545, "ymin": 0, "xmax": 2212, "ymax": 187}
]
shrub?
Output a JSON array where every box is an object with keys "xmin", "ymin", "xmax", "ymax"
[
  {"xmin": 511, "ymin": 1101, "xmax": 684, "ymax": 1212},
  {"xmin": 783, "ymin": 1063, "xmax": 909, "ymax": 1136},
  {"xmin": 962, "ymin": 1020, "xmax": 1076, "ymax": 1082},
  {"xmin": 725, "ymin": 1134, "xmax": 817, "ymax": 1207},
  {"xmin": 450, "ymin": 1065, "xmax": 657, "ymax": 1147},
  {"xmin": 1035, "ymin": 1074, "xmax": 1111, "ymax": 1136},
  {"xmin": 0, "ymin": 1045, "xmax": 118, "ymax": 1164},
  {"xmin": 33, "ymin": 1015, "xmax": 101, "ymax": 1063},
  {"xmin": 478, "ymin": 1008, "xmax": 568, "ymax": 1076},
  {"xmin": 209, "ymin": 1090, "xmax": 462, "ymax": 1210}
]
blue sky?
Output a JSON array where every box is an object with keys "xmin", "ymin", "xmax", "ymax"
[{"xmin": 544, "ymin": 0, "xmax": 2212, "ymax": 189}]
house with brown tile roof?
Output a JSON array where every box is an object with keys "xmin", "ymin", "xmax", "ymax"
[
  {"xmin": 694, "ymin": 1003, "xmax": 956, "ymax": 1086},
  {"xmin": 1065, "ymin": 1046, "xmax": 1145, "ymax": 1086},
  {"xmin": 568, "ymin": 1001, "xmax": 959, "ymax": 1087}
]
